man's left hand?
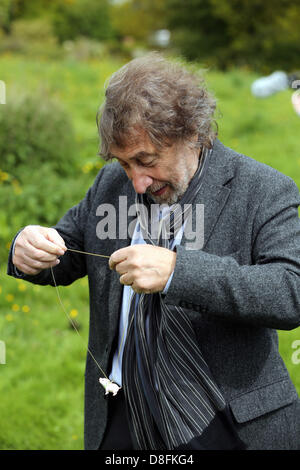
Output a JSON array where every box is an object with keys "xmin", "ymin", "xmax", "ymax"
[{"xmin": 109, "ymin": 245, "xmax": 176, "ymax": 294}]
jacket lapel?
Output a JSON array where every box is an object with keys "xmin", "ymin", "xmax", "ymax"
[
  {"xmin": 181, "ymin": 139, "xmax": 236, "ymax": 250},
  {"xmin": 107, "ymin": 179, "xmax": 136, "ymax": 341}
]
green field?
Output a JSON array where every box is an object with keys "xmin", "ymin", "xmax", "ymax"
[{"xmin": 0, "ymin": 55, "xmax": 300, "ymax": 450}]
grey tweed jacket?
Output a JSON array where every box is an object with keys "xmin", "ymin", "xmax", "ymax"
[{"xmin": 7, "ymin": 139, "xmax": 300, "ymax": 450}]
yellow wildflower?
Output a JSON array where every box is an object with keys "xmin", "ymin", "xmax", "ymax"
[
  {"xmin": 70, "ymin": 309, "xmax": 78, "ymax": 318},
  {"xmin": 5, "ymin": 314, "xmax": 14, "ymax": 322},
  {"xmin": 0, "ymin": 170, "xmax": 9, "ymax": 182},
  {"xmin": 22, "ymin": 305, "xmax": 30, "ymax": 313},
  {"xmin": 12, "ymin": 304, "xmax": 20, "ymax": 312},
  {"xmin": 6, "ymin": 294, "xmax": 14, "ymax": 302},
  {"xmin": 11, "ymin": 179, "xmax": 23, "ymax": 195},
  {"xmin": 82, "ymin": 162, "xmax": 93, "ymax": 174}
]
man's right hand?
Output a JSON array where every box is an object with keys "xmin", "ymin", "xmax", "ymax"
[{"xmin": 12, "ymin": 225, "xmax": 67, "ymax": 275}]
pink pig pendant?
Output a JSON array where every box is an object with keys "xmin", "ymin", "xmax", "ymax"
[{"xmin": 99, "ymin": 377, "xmax": 121, "ymax": 396}]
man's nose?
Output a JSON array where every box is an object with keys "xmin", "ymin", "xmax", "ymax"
[{"xmin": 130, "ymin": 169, "xmax": 153, "ymax": 194}]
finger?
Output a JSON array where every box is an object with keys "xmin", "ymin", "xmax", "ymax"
[
  {"xmin": 26, "ymin": 229, "xmax": 66, "ymax": 256},
  {"xmin": 17, "ymin": 251, "xmax": 60, "ymax": 272},
  {"xmin": 15, "ymin": 257, "xmax": 60, "ymax": 276},
  {"xmin": 21, "ymin": 242, "xmax": 61, "ymax": 263},
  {"xmin": 119, "ymin": 272, "xmax": 133, "ymax": 286},
  {"xmin": 23, "ymin": 250, "xmax": 60, "ymax": 269},
  {"xmin": 15, "ymin": 241, "xmax": 59, "ymax": 268},
  {"xmin": 114, "ymin": 259, "xmax": 130, "ymax": 275},
  {"xmin": 15, "ymin": 261, "xmax": 42, "ymax": 276},
  {"xmin": 44, "ymin": 228, "xmax": 67, "ymax": 252},
  {"xmin": 109, "ymin": 247, "xmax": 129, "ymax": 270},
  {"xmin": 131, "ymin": 283, "xmax": 152, "ymax": 295}
]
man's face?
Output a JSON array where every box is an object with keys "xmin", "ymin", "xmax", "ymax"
[{"xmin": 110, "ymin": 132, "xmax": 200, "ymax": 204}]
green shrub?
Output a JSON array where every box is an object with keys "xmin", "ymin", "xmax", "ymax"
[
  {"xmin": 0, "ymin": 164, "xmax": 90, "ymax": 258},
  {"xmin": 62, "ymin": 37, "xmax": 108, "ymax": 62},
  {"xmin": 0, "ymin": 89, "xmax": 76, "ymax": 177},
  {"xmin": 53, "ymin": 0, "xmax": 113, "ymax": 43},
  {"xmin": 0, "ymin": 88, "xmax": 86, "ymax": 260},
  {"xmin": 0, "ymin": 18, "xmax": 63, "ymax": 59}
]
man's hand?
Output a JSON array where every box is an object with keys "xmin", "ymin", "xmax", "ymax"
[
  {"xmin": 12, "ymin": 225, "xmax": 67, "ymax": 275},
  {"xmin": 109, "ymin": 245, "xmax": 176, "ymax": 294}
]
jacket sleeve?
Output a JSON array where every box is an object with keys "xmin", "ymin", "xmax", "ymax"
[
  {"xmin": 7, "ymin": 168, "xmax": 105, "ymax": 287},
  {"xmin": 165, "ymin": 175, "xmax": 300, "ymax": 330}
]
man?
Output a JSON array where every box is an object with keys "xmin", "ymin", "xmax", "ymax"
[{"xmin": 8, "ymin": 54, "xmax": 300, "ymax": 450}]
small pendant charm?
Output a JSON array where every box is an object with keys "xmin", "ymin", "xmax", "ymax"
[{"xmin": 99, "ymin": 377, "xmax": 121, "ymax": 396}]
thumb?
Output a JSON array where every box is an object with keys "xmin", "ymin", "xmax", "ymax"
[{"xmin": 41, "ymin": 227, "xmax": 67, "ymax": 252}]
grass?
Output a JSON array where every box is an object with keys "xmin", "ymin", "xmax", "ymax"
[
  {"xmin": 0, "ymin": 54, "xmax": 300, "ymax": 450},
  {"xmin": 0, "ymin": 272, "xmax": 89, "ymax": 450},
  {"xmin": 206, "ymin": 67, "xmax": 300, "ymax": 188}
]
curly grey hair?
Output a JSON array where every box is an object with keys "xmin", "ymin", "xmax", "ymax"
[{"xmin": 97, "ymin": 53, "xmax": 217, "ymax": 160}]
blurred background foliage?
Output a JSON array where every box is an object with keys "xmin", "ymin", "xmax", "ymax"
[
  {"xmin": 1, "ymin": 0, "xmax": 300, "ymax": 70},
  {"xmin": 167, "ymin": 0, "xmax": 300, "ymax": 71},
  {"xmin": 0, "ymin": 0, "xmax": 300, "ymax": 450}
]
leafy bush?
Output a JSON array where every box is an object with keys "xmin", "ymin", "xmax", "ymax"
[
  {"xmin": 0, "ymin": 18, "xmax": 63, "ymax": 59},
  {"xmin": 62, "ymin": 37, "xmax": 108, "ymax": 62},
  {"xmin": 0, "ymin": 164, "xmax": 90, "ymax": 257},
  {"xmin": 53, "ymin": 0, "xmax": 113, "ymax": 43},
  {"xmin": 0, "ymin": 88, "xmax": 84, "ymax": 259},
  {"xmin": 166, "ymin": 0, "xmax": 300, "ymax": 72},
  {"xmin": 0, "ymin": 0, "xmax": 11, "ymax": 33},
  {"xmin": 0, "ymin": 89, "xmax": 76, "ymax": 177}
]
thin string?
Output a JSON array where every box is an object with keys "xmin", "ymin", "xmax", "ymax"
[
  {"xmin": 50, "ymin": 265, "xmax": 108, "ymax": 379},
  {"xmin": 50, "ymin": 246, "xmax": 133, "ymax": 383},
  {"xmin": 67, "ymin": 248, "xmax": 110, "ymax": 258}
]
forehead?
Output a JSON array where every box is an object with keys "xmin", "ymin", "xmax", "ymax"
[{"xmin": 110, "ymin": 132, "xmax": 158, "ymax": 160}]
